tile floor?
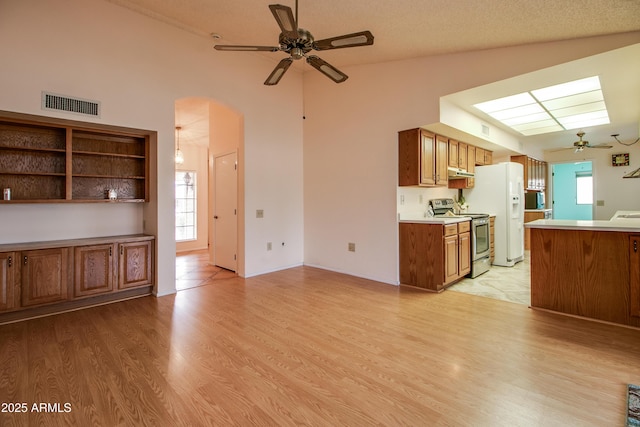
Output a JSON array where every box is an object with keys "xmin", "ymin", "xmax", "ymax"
[{"xmin": 448, "ymin": 251, "xmax": 531, "ymax": 305}]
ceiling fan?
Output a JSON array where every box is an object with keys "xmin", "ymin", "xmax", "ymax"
[
  {"xmin": 213, "ymin": 1, "xmax": 374, "ymax": 85},
  {"xmin": 553, "ymin": 131, "xmax": 613, "ymax": 153}
]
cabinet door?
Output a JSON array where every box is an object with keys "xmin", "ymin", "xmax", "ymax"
[
  {"xmin": 476, "ymin": 148, "xmax": 485, "ymax": 166},
  {"xmin": 458, "ymin": 232, "xmax": 471, "ymax": 277},
  {"xmin": 458, "ymin": 143, "xmax": 468, "ymax": 171},
  {"xmin": 420, "ymin": 130, "xmax": 436, "ymax": 186},
  {"xmin": 448, "ymin": 139, "xmax": 459, "ymax": 168},
  {"xmin": 484, "ymin": 150, "xmax": 492, "ymax": 166},
  {"xmin": 444, "ymin": 235, "xmax": 459, "ymax": 285},
  {"xmin": 631, "ymin": 235, "xmax": 640, "ymax": 317},
  {"xmin": 435, "ymin": 135, "xmax": 449, "ymax": 186},
  {"xmin": 466, "ymin": 146, "xmax": 475, "ymax": 188},
  {"xmin": 21, "ymin": 248, "xmax": 70, "ymax": 307},
  {"xmin": 74, "ymin": 244, "xmax": 115, "ymax": 297},
  {"xmin": 0, "ymin": 252, "xmax": 16, "ymax": 311},
  {"xmin": 118, "ymin": 241, "xmax": 152, "ymax": 290}
]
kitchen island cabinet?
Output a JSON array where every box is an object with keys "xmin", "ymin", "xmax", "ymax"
[
  {"xmin": 399, "ymin": 219, "xmax": 470, "ymax": 291},
  {"xmin": 527, "ymin": 219, "xmax": 640, "ymax": 328}
]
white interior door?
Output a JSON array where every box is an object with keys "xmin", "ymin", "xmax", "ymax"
[{"xmin": 214, "ymin": 152, "xmax": 237, "ymax": 271}]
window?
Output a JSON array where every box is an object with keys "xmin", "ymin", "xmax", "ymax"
[
  {"xmin": 176, "ymin": 171, "xmax": 196, "ymax": 241},
  {"xmin": 576, "ymin": 172, "xmax": 593, "ymax": 205}
]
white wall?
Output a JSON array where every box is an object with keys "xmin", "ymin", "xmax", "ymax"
[
  {"xmin": 303, "ymin": 32, "xmax": 640, "ymax": 285},
  {"xmin": 0, "ymin": 0, "xmax": 304, "ymax": 294}
]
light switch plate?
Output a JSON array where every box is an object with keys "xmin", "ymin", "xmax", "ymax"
[{"xmin": 256, "ymin": 209, "xmax": 264, "ymax": 218}]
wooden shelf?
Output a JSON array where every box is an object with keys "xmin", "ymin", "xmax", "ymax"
[{"xmin": 0, "ymin": 111, "xmax": 150, "ymax": 203}]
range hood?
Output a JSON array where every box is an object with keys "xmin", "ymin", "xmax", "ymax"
[{"xmin": 447, "ymin": 166, "xmax": 475, "ymax": 179}]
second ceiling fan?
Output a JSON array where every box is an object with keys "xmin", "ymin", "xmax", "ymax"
[{"xmin": 214, "ymin": 1, "xmax": 374, "ymax": 85}]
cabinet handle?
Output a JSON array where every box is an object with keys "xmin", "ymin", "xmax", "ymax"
[
  {"xmin": 120, "ymin": 246, "xmax": 124, "ymax": 256},
  {"xmin": 23, "ymin": 255, "xmax": 28, "ymax": 265},
  {"xmin": 635, "ymin": 240, "xmax": 638, "ymax": 253},
  {"xmin": 7, "ymin": 256, "xmax": 11, "ymax": 267},
  {"xmin": 109, "ymin": 246, "xmax": 112, "ymax": 257}
]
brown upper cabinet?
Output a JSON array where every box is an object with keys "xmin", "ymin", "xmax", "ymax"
[
  {"xmin": 399, "ymin": 128, "xmax": 491, "ymax": 188},
  {"xmin": 0, "ymin": 111, "xmax": 150, "ymax": 203},
  {"xmin": 511, "ymin": 155, "xmax": 547, "ymax": 191},
  {"xmin": 398, "ymin": 128, "xmax": 448, "ymax": 187}
]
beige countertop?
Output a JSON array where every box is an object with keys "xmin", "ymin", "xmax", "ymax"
[
  {"xmin": 398, "ymin": 212, "xmax": 471, "ymax": 225},
  {"xmin": 526, "ymin": 218, "xmax": 640, "ymax": 232}
]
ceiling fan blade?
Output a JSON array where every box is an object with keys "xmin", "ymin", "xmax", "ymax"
[
  {"xmin": 269, "ymin": 4, "xmax": 298, "ymax": 39},
  {"xmin": 214, "ymin": 45, "xmax": 280, "ymax": 52},
  {"xmin": 264, "ymin": 58, "xmax": 294, "ymax": 85},
  {"xmin": 548, "ymin": 147, "xmax": 574, "ymax": 152},
  {"xmin": 588, "ymin": 144, "xmax": 613, "ymax": 149},
  {"xmin": 313, "ymin": 31, "xmax": 374, "ymax": 50},
  {"xmin": 306, "ymin": 55, "xmax": 348, "ymax": 83}
]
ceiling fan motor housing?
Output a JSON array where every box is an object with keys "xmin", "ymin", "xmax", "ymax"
[{"xmin": 279, "ymin": 28, "xmax": 314, "ymax": 59}]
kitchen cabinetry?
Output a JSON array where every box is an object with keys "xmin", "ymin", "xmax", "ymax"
[
  {"xmin": 0, "ymin": 252, "xmax": 16, "ymax": 311},
  {"xmin": 476, "ymin": 148, "xmax": 493, "ymax": 166},
  {"xmin": 631, "ymin": 235, "xmax": 640, "ymax": 317},
  {"xmin": 530, "ymin": 226, "xmax": 640, "ymax": 327},
  {"xmin": 0, "ymin": 111, "xmax": 150, "ymax": 203},
  {"xmin": 398, "ymin": 128, "xmax": 447, "ymax": 187},
  {"xmin": 511, "ymin": 155, "xmax": 547, "ymax": 191},
  {"xmin": 448, "ymin": 139, "xmax": 468, "ymax": 170},
  {"xmin": 399, "ymin": 220, "xmax": 470, "ymax": 291},
  {"xmin": 524, "ymin": 211, "xmax": 545, "ymax": 250},
  {"xmin": 449, "ymin": 144, "xmax": 476, "ymax": 189},
  {"xmin": 0, "ymin": 235, "xmax": 154, "ymax": 323}
]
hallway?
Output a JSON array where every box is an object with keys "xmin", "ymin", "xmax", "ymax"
[{"xmin": 176, "ymin": 250, "xmax": 237, "ymax": 291}]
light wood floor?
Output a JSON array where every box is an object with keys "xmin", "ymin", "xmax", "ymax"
[{"xmin": 1, "ymin": 264, "xmax": 639, "ymax": 426}]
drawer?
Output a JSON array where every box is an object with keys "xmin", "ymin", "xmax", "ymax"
[
  {"xmin": 458, "ymin": 221, "xmax": 470, "ymax": 233},
  {"xmin": 444, "ymin": 224, "xmax": 458, "ymax": 237}
]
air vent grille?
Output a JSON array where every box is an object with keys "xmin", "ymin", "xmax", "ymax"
[{"xmin": 42, "ymin": 92, "xmax": 101, "ymax": 117}]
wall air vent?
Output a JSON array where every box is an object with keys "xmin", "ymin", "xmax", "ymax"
[
  {"xmin": 481, "ymin": 123, "xmax": 490, "ymax": 136},
  {"xmin": 42, "ymin": 92, "xmax": 101, "ymax": 117}
]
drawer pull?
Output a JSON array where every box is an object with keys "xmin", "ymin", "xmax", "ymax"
[
  {"xmin": 23, "ymin": 255, "xmax": 28, "ymax": 265},
  {"xmin": 7, "ymin": 256, "xmax": 11, "ymax": 267}
]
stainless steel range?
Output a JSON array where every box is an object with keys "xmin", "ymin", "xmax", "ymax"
[{"xmin": 429, "ymin": 198, "xmax": 491, "ymax": 278}]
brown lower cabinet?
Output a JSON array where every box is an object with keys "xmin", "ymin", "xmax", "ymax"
[
  {"xmin": 399, "ymin": 221, "xmax": 470, "ymax": 292},
  {"xmin": 0, "ymin": 235, "xmax": 154, "ymax": 322},
  {"xmin": 631, "ymin": 235, "xmax": 640, "ymax": 318}
]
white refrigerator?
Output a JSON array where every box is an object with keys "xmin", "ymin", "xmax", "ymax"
[{"xmin": 465, "ymin": 162, "xmax": 524, "ymax": 267}]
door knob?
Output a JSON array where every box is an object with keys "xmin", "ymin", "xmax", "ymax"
[{"xmin": 214, "ymin": 215, "xmax": 219, "ymax": 219}]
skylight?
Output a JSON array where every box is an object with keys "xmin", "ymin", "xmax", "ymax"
[{"xmin": 473, "ymin": 76, "xmax": 610, "ymax": 136}]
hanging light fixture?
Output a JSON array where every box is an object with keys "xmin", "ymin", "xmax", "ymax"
[{"xmin": 175, "ymin": 126, "xmax": 184, "ymax": 164}]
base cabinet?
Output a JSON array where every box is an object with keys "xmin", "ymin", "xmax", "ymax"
[
  {"xmin": 21, "ymin": 248, "xmax": 71, "ymax": 307},
  {"xmin": 118, "ymin": 241, "xmax": 152, "ymax": 290},
  {"xmin": 75, "ymin": 244, "xmax": 116, "ymax": 298},
  {"xmin": 0, "ymin": 252, "xmax": 16, "ymax": 311},
  {"xmin": 399, "ymin": 221, "xmax": 471, "ymax": 291},
  {"xmin": 0, "ymin": 235, "xmax": 154, "ymax": 322}
]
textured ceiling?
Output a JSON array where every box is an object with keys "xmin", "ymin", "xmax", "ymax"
[{"xmin": 106, "ymin": 0, "xmax": 640, "ymax": 151}]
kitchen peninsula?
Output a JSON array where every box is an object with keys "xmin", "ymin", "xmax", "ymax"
[{"xmin": 527, "ymin": 216, "xmax": 640, "ymax": 328}]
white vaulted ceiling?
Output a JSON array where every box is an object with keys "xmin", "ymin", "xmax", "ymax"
[{"xmin": 107, "ymin": 0, "xmax": 640, "ymax": 151}]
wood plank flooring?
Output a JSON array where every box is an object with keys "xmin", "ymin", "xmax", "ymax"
[{"xmin": 1, "ymin": 261, "xmax": 640, "ymax": 426}]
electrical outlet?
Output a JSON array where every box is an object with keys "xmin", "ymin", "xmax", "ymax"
[
  {"xmin": 419, "ymin": 194, "xmax": 423, "ymax": 204},
  {"xmin": 256, "ymin": 209, "xmax": 264, "ymax": 218},
  {"xmin": 596, "ymin": 200, "xmax": 604, "ymax": 206},
  {"xmin": 267, "ymin": 242, "xmax": 272, "ymax": 251},
  {"xmin": 400, "ymin": 194, "xmax": 405, "ymax": 205},
  {"xmin": 348, "ymin": 242, "xmax": 356, "ymax": 252}
]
